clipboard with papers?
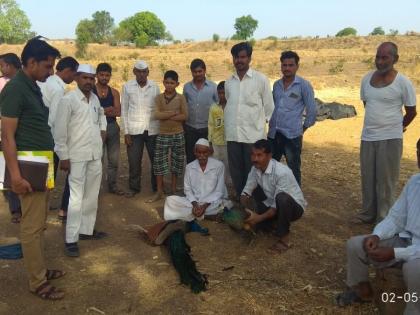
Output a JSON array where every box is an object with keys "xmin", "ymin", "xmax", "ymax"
[{"xmin": 0, "ymin": 151, "xmax": 54, "ymax": 191}]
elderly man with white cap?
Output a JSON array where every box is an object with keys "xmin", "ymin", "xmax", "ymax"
[
  {"xmin": 164, "ymin": 138, "xmax": 230, "ymax": 227},
  {"xmin": 54, "ymin": 64, "xmax": 107, "ymax": 257},
  {"xmin": 121, "ymin": 60, "xmax": 160, "ymax": 197}
]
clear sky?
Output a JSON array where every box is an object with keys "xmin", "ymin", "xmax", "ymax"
[{"xmin": 17, "ymin": 0, "xmax": 420, "ymax": 40}]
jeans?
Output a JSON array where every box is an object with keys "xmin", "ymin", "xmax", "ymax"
[
  {"xmin": 269, "ymin": 132, "xmax": 302, "ymax": 186},
  {"xmin": 126, "ymin": 132, "xmax": 157, "ymax": 192},
  {"xmin": 103, "ymin": 121, "xmax": 120, "ymax": 191}
]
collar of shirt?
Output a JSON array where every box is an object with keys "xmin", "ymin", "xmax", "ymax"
[
  {"xmin": 51, "ymin": 74, "xmax": 66, "ymax": 90},
  {"xmin": 188, "ymin": 79, "xmax": 210, "ymax": 91},
  {"xmin": 255, "ymin": 159, "xmax": 274, "ymax": 178},
  {"xmin": 277, "ymin": 75, "xmax": 303, "ymax": 90},
  {"xmin": 130, "ymin": 79, "xmax": 153, "ymax": 90},
  {"xmin": 232, "ymin": 68, "xmax": 254, "ymax": 80},
  {"xmin": 190, "ymin": 157, "xmax": 219, "ymax": 174},
  {"xmin": 75, "ymin": 87, "xmax": 95, "ymax": 104},
  {"xmin": 18, "ymin": 70, "xmax": 43, "ymax": 97}
]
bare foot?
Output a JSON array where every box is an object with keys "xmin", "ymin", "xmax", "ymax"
[
  {"xmin": 268, "ymin": 240, "xmax": 291, "ymax": 254},
  {"xmin": 146, "ymin": 192, "xmax": 164, "ymax": 203}
]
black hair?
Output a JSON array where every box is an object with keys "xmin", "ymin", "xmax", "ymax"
[
  {"xmin": 21, "ymin": 38, "xmax": 61, "ymax": 67},
  {"xmin": 164, "ymin": 70, "xmax": 178, "ymax": 82},
  {"xmin": 96, "ymin": 62, "xmax": 112, "ymax": 74},
  {"xmin": 280, "ymin": 50, "xmax": 300, "ymax": 64},
  {"xmin": 56, "ymin": 56, "xmax": 78, "ymax": 72},
  {"xmin": 417, "ymin": 138, "xmax": 420, "ymax": 148},
  {"xmin": 217, "ymin": 81, "xmax": 225, "ymax": 90},
  {"xmin": 231, "ymin": 42, "xmax": 253, "ymax": 58},
  {"xmin": 253, "ymin": 139, "xmax": 272, "ymax": 154},
  {"xmin": 0, "ymin": 53, "xmax": 21, "ymax": 69},
  {"xmin": 190, "ymin": 58, "xmax": 206, "ymax": 71}
]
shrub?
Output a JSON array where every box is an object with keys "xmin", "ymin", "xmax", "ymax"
[
  {"xmin": 335, "ymin": 27, "xmax": 357, "ymax": 37},
  {"xmin": 212, "ymin": 33, "xmax": 220, "ymax": 42}
]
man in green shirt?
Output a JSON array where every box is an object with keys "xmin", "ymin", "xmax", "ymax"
[{"xmin": 0, "ymin": 38, "xmax": 64, "ymax": 300}]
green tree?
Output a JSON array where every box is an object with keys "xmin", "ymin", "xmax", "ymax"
[
  {"xmin": 389, "ymin": 29, "xmax": 399, "ymax": 36},
  {"xmin": 232, "ymin": 15, "xmax": 258, "ymax": 40},
  {"xmin": 212, "ymin": 33, "xmax": 220, "ymax": 42},
  {"xmin": 75, "ymin": 19, "xmax": 94, "ymax": 57},
  {"xmin": 116, "ymin": 11, "xmax": 167, "ymax": 46},
  {"xmin": 91, "ymin": 11, "xmax": 114, "ymax": 43},
  {"xmin": 0, "ymin": 0, "xmax": 32, "ymax": 44},
  {"xmin": 335, "ymin": 27, "xmax": 357, "ymax": 37},
  {"xmin": 370, "ymin": 26, "xmax": 385, "ymax": 36}
]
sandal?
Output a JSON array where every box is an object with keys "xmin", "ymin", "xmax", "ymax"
[
  {"xmin": 33, "ymin": 281, "xmax": 64, "ymax": 300},
  {"xmin": 335, "ymin": 290, "xmax": 370, "ymax": 307},
  {"xmin": 46, "ymin": 269, "xmax": 66, "ymax": 281},
  {"xmin": 11, "ymin": 212, "xmax": 21, "ymax": 224}
]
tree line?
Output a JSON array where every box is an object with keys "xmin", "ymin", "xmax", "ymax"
[{"xmin": 0, "ymin": 0, "xmax": 409, "ymax": 52}]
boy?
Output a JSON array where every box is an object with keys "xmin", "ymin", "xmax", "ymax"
[
  {"xmin": 148, "ymin": 70, "xmax": 188, "ymax": 203},
  {"xmin": 208, "ymin": 81, "xmax": 230, "ymax": 183}
]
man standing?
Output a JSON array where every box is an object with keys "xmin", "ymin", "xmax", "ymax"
[
  {"xmin": 268, "ymin": 51, "xmax": 317, "ymax": 186},
  {"xmin": 54, "ymin": 64, "xmax": 107, "ymax": 257},
  {"xmin": 121, "ymin": 60, "xmax": 160, "ymax": 197},
  {"xmin": 93, "ymin": 63, "xmax": 123, "ymax": 195},
  {"xmin": 183, "ymin": 59, "xmax": 218, "ymax": 163},
  {"xmin": 336, "ymin": 139, "xmax": 420, "ymax": 315},
  {"xmin": 0, "ymin": 38, "xmax": 64, "ymax": 299},
  {"xmin": 224, "ymin": 42, "xmax": 274, "ymax": 197},
  {"xmin": 0, "ymin": 53, "xmax": 22, "ymax": 223},
  {"xmin": 357, "ymin": 42, "xmax": 416, "ymax": 224},
  {"xmin": 39, "ymin": 56, "xmax": 79, "ymax": 222},
  {"xmin": 241, "ymin": 139, "xmax": 306, "ymax": 253}
]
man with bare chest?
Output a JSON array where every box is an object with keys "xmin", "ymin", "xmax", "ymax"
[{"xmin": 356, "ymin": 42, "xmax": 417, "ymax": 224}]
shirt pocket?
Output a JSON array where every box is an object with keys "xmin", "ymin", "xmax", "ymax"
[
  {"xmin": 284, "ymin": 91, "xmax": 301, "ymax": 111},
  {"xmin": 91, "ymin": 106, "xmax": 100, "ymax": 125},
  {"xmin": 244, "ymin": 91, "xmax": 261, "ymax": 107}
]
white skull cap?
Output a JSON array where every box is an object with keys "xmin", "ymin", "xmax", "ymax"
[
  {"xmin": 195, "ymin": 138, "xmax": 210, "ymax": 147},
  {"xmin": 77, "ymin": 64, "xmax": 96, "ymax": 75},
  {"xmin": 134, "ymin": 60, "xmax": 148, "ymax": 70}
]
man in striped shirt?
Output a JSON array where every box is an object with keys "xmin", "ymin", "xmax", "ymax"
[{"xmin": 336, "ymin": 139, "xmax": 420, "ymax": 314}]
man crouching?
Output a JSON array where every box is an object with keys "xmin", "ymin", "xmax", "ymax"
[
  {"xmin": 240, "ymin": 139, "xmax": 307, "ymax": 253},
  {"xmin": 164, "ymin": 138, "xmax": 230, "ymax": 230}
]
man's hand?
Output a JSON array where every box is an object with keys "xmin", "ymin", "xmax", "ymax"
[
  {"xmin": 367, "ymin": 247, "xmax": 395, "ymax": 262},
  {"xmin": 363, "ymin": 235, "xmax": 380, "ymax": 252},
  {"xmin": 192, "ymin": 202, "xmax": 205, "ymax": 217},
  {"xmin": 104, "ymin": 107, "xmax": 114, "ymax": 116},
  {"xmin": 101, "ymin": 131, "xmax": 106, "ymax": 142},
  {"xmin": 60, "ymin": 159, "xmax": 71, "ymax": 173},
  {"xmin": 244, "ymin": 208, "xmax": 261, "ymax": 226},
  {"xmin": 124, "ymin": 134, "xmax": 132, "ymax": 146},
  {"xmin": 11, "ymin": 177, "xmax": 32, "ymax": 194}
]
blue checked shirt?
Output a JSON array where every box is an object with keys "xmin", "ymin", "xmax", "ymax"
[
  {"xmin": 373, "ymin": 173, "xmax": 420, "ymax": 261},
  {"xmin": 268, "ymin": 76, "xmax": 317, "ymax": 139}
]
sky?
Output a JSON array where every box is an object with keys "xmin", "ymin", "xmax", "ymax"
[{"xmin": 17, "ymin": 0, "xmax": 420, "ymax": 40}]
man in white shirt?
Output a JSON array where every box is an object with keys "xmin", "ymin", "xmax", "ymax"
[
  {"xmin": 164, "ymin": 138, "xmax": 229, "ymax": 222},
  {"xmin": 39, "ymin": 56, "xmax": 79, "ymax": 222},
  {"xmin": 357, "ymin": 42, "xmax": 416, "ymax": 224},
  {"xmin": 336, "ymin": 139, "xmax": 420, "ymax": 315},
  {"xmin": 121, "ymin": 60, "xmax": 160, "ymax": 197},
  {"xmin": 54, "ymin": 64, "xmax": 107, "ymax": 257},
  {"xmin": 241, "ymin": 139, "xmax": 306, "ymax": 254},
  {"xmin": 224, "ymin": 42, "xmax": 274, "ymax": 197}
]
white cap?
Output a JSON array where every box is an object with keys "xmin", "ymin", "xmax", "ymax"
[
  {"xmin": 77, "ymin": 64, "xmax": 95, "ymax": 75},
  {"xmin": 195, "ymin": 138, "xmax": 210, "ymax": 147},
  {"xmin": 134, "ymin": 60, "xmax": 148, "ymax": 70}
]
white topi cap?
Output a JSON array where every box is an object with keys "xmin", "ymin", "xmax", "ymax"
[
  {"xmin": 134, "ymin": 60, "xmax": 148, "ymax": 70},
  {"xmin": 77, "ymin": 64, "xmax": 96, "ymax": 75},
  {"xmin": 195, "ymin": 138, "xmax": 210, "ymax": 147}
]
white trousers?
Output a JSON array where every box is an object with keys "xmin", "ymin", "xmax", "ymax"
[
  {"xmin": 66, "ymin": 159, "xmax": 102, "ymax": 243},
  {"xmin": 164, "ymin": 195, "xmax": 231, "ymax": 222}
]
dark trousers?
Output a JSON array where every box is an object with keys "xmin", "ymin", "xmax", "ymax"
[
  {"xmin": 184, "ymin": 125, "xmax": 208, "ymax": 164},
  {"xmin": 227, "ymin": 141, "xmax": 253, "ymax": 197},
  {"xmin": 103, "ymin": 121, "xmax": 120, "ymax": 190},
  {"xmin": 127, "ymin": 132, "xmax": 157, "ymax": 192},
  {"xmin": 253, "ymin": 186, "xmax": 303, "ymax": 238},
  {"xmin": 3, "ymin": 190, "xmax": 21, "ymax": 214},
  {"xmin": 53, "ymin": 152, "xmax": 70, "ymax": 212},
  {"xmin": 269, "ymin": 132, "xmax": 302, "ymax": 186}
]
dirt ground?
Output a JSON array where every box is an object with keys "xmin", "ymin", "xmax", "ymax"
[{"xmin": 1, "ymin": 87, "xmax": 419, "ymax": 315}]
